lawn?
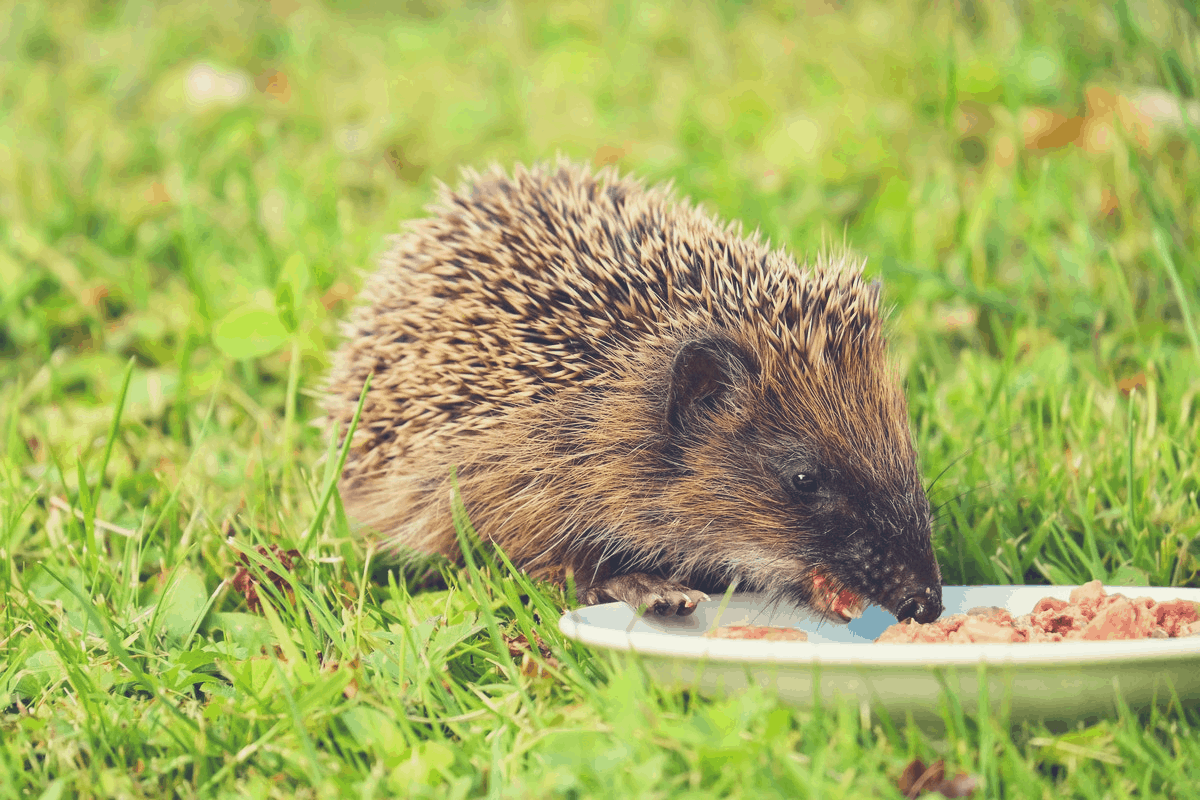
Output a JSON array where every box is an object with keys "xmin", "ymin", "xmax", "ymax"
[{"xmin": 2, "ymin": 0, "xmax": 1200, "ymax": 797}]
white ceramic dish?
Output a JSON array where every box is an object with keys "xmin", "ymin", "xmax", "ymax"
[{"xmin": 557, "ymin": 585, "xmax": 1200, "ymax": 727}]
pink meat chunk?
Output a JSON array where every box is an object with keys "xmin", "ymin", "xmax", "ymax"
[
  {"xmin": 948, "ymin": 616, "xmax": 1025, "ymax": 643},
  {"xmin": 1153, "ymin": 599, "xmax": 1200, "ymax": 637},
  {"xmin": 1080, "ymin": 595, "xmax": 1156, "ymax": 641},
  {"xmin": 876, "ymin": 582, "xmax": 1200, "ymax": 644}
]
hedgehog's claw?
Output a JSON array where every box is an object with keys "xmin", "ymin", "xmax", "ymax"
[
  {"xmin": 646, "ymin": 587, "xmax": 710, "ymax": 617},
  {"xmin": 578, "ymin": 572, "xmax": 709, "ymax": 616}
]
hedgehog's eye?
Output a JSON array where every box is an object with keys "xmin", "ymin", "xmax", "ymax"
[{"xmin": 791, "ymin": 472, "xmax": 820, "ymax": 494}]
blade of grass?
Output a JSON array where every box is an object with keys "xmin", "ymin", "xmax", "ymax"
[
  {"xmin": 96, "ymin": 356, "xmax": 136, "ymax": 492},
  {"xmin": 448, "ymin": 468, "xmax": 537, "ymax": 721},
  {"xmin": 303, "ymin": 373, "xmax": 370, "ymax": 553},
  {"xmin": 1152, "ymin": 228, "xmax": 1200, "ymax": 362}
]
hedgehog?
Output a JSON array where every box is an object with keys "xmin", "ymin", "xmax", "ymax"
[{"xmin": 325, "ymin": 160, "xmax": 944, "ymax": 624}]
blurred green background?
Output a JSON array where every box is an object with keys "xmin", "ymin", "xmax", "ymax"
[{"xmin": 4, "ymin": 0, "xmax": 1197, "ymax": 586}]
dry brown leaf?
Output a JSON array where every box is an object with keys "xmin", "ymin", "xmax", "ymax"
[
  {"xmin": 146, "ymin": 182, "xmax": 171, "ymax": 205},
  {"xmin": 594, "ymin": 144, "xmax": 626, "ymax": 167},
  {"xmin": 82, "ymin": 284, "xmax": 110, "ymax": 308},
  {"xmin": 256, "ymin": 70, "xmax": 292, "ymax": 102},
  {"xmin": 505, "ymin": 630, "xmax": 561, "ymax": 678},
  {"xmin": 897, "ymin": 759, "xmax": 980, "ymax": 798},
  {"xmin": 1023, "ymin": 86, "xmax": 1155, "ymax": 156},
  {"xmin": 1099, "ymin": 187, "xmax": 1119, "ymax": 218},
  {"xmin": 993, "ymin": 133, "xmax": 1015, "ymax": 167},
  {"xmin": 231, "ymin": 544, "xmax": 302, "ymax": 612},
  {"xmin": 1023, "ymin": 108, "xmax": 1083, "ymax": 150},
  {"xmin": 268, "ymin": 0, "xmax": 300, "ymax": 18},
  {"xmin": 1117, "ymin": 372, "xmax": 1146, "ymax": 396},
  {"xmin": 321, "ymin": 281, "xmax": 357, "ymax": 310}
]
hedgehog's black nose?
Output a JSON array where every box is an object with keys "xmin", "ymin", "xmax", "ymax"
[{"xmin": 895, "ymin": 586, "xmax": 943, "ymax": 624}]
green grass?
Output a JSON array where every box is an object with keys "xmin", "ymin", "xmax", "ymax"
[{"xmin": 3, "ymin": 0, "xmax": 1200, "ymax": 796}]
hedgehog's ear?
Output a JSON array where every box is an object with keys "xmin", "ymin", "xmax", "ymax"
[{"xmin": 666, "ymin": 335, "xmax": 756, "ymax": 433}]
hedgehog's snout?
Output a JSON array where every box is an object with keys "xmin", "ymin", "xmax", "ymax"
[{"xmin": 894, "ymin": 585, "xmax": 943, "ymax": 624}]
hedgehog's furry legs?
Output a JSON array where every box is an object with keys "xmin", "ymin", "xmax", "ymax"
[{"xmin": 577, "ymin": 572, "xmax": 709, "ymax": 617}]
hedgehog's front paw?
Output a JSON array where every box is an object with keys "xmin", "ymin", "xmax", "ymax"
[{"xmin": 578, "ymin": 572, "xmax": 709, "ymax": 617}]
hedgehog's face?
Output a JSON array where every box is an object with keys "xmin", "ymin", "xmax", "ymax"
[
  {"xmin": 755, "ymin": 437, "xmax": 943, "ymax": 624},
  {"xmin": 665, "ymin": 332, "xmax": 943, "ymax": 624}
]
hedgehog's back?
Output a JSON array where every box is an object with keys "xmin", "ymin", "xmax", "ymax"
[{"xmin": 325, "ymin": 161, "xmax": 883, "ymax": 478}]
